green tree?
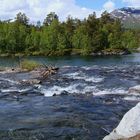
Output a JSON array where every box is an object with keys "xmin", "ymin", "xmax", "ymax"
[
  {"xmin": 108, "ymin": 20, "xmax": 123, "ymax": 49},
  {"xmin": 100, "ymin": 11, "xmax": 113, "ymax": 25},
  {"xmin": 25, "ymin": 27, "xmax": 41, "ymax": 53},
  {"xmin": 121, "ymin": 31, "xmax": 138, "ymax": 50},
  {"xmin": 43, "ymin": 12, "xmax": 58, "ymax": 26},
  {"xmin": 40, "ymin": 19, "xmax": 60, "ymax": 54},
  {"xmin": 0, "ymin": 11, "xmax": 139, "ymax": 56},
  {"xmin": 15, "ymin": 12, "xmax": 29, "ymax": 26},
  {"xmin": 5, "ymin": 23, "xmax": 16, "ymax": 53},
  {"xmin": 72, "ymin": 25, "xmax": 91, "ymax": 55},
  {"xmin": 64, "ymin": 16, "xmax": 75, "ymax": 49}
]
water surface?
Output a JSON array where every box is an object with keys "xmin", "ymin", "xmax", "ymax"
[{"xmin": 0, "ymin": 54, "xmax": 140, "ymax": 140}]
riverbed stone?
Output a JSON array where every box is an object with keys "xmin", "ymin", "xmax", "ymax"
[{"xmin": 103, "ymin": 102, "xmax": 140, "ymax": 140}]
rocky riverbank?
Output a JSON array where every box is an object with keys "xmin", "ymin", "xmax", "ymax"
[
  {"xmin": 0, "ymin": 65, "xmax": 59, "ymax": 85},
  {"xmin": 0, "ymin": 48, "xmax": 131, "ymax": 57},
  {"xmin": 90, "ymin": 49, "xmax": 130, "ymax": 56}
]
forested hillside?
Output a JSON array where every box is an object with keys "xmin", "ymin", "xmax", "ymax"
[{"xmin": 0, "ymin": 11, "xmax": 139, "ymax": 56}]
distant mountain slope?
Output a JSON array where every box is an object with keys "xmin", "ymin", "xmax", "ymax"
[{"xmin": 111, "ymin": 7, "xmax": 140, "ymax": 29}]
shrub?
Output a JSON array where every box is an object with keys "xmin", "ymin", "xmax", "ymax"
[{"xmin": 20, "ymin": 60, "xmax": 40, "ymax": 71}]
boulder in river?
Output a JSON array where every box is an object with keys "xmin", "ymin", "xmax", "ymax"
[
  {"xmin": 103, "ymin": 102, "xmax": 140, "ymax": 140},
  {"xmin": 129, "ymin": 85, "xmax": 140, "ymax": 93}
]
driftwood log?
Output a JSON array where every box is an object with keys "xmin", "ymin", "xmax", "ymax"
[
  {"xmin": 18, "ymin": 65, "xmax": 59, "ymax": 85},
  {"xmin": 40, "ymin": 64, "xmax": 59, "ymax": 78}
]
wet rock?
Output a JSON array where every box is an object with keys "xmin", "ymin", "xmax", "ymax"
[
  {"xmin": 60, "ymin": 90, "xmax": 69, "ymax": 96},
  {"xmin": 52, "ymin": 91, "xmax": 69, "ymax": 96},
  {"xmin": 53, "ymin": 93, "xmax": 57, "ymax": 96},
  {"xmin": 129, "ymin": 85, "xmax": 140, "ymax": 93},
  {"xmin": 30, "ymin": 79, "xmax": 42, "ymax": 84},
  {"xmin": 103, "ymin": 102, "xmax": 140, "ymax": 140},
  {"xmin": 90, "ymin": 49, "xmax": 130, "ymax": 56},
  {"xmin": 104, "ymin": 99, "xmax": 113, "ymax": 104}
]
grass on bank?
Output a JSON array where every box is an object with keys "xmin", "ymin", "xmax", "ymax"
[{"xmin": 20, "ymin": 60, "xmax": 40, "ymax": 71}]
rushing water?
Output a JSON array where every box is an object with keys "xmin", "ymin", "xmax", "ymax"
[{"xmin": 0, "ymin": 54, "xmax": 140, "ymax": 140}]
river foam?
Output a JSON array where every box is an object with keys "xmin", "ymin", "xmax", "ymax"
[
  {"xmin": 63, "ymin": 72, "xmax": 104, "ymax": 83},
  {"xmin": 1, "ymin": 65, "xmax": 140, "ymax": 101},
  {"xmin": 1, "ymin": 87, "xmax": 32, "ymax": 93},
  {"xmin": 0, "ymin": 78, "xmax": 19, "ymax": 85},
  {"xmin": 38, "ymin": 83, "xmax": 128, "ymax": 97}
]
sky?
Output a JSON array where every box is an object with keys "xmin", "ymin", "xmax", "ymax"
[{"xmin": 0, "ymin": 0, "xmax": 140, "ymax": 23}]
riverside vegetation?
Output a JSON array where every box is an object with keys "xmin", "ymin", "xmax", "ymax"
[
  {"xmin": 0, "ymin": 11, "xmax": 139, "ymax": 56},
  {"xmin": 20, "ymin": 60, "xmax": 41, "ymax": 71}
]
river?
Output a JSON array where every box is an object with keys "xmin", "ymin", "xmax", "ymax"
[{"xmin": 0, "ymin": 53, "xmax": 140, "ymax": 140}]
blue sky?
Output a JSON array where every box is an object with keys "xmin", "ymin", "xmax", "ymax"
[
  {"xmin": 0, "ymin": 0, "xmax": 140, "ymax": 22},
  {"xmin": 76, "ymin": 0, "xmax": 110, "ymax": 9},
  {"xmin": 76, "ymin": 0, "xmax": 125, "ymax": 10}
]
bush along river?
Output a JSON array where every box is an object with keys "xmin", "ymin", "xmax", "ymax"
[{"xmin": 0, "ymin": 54, "xmax": 140, "ymax": 140}]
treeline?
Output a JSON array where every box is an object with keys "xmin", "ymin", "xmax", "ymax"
[{"xmin": 0, "ymin": 12, "xmax": 139, "ymax": 56}]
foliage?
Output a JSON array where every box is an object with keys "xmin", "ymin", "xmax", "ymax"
[
  {"xmin": 43, "ymin": 12, "xmax": 58, "ymax": 26},
  {"xmin": 20, "ymin": 60, "xmax": 40, "ymax": 71},
  {"xmin": 15, "ymin": 12, "xmax": 29, "ymax": 26},
  {"xmin": 0, "ymin": 11, "xmax": 139, "ymax": 56}
]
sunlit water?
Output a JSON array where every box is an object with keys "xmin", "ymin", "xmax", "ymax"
[{"xmin": 0, "ymin": 54, "xmax": 140, "ymax": 140}]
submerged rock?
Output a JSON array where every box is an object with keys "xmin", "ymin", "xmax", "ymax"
[
  {"xmin": 103, "ymin": 102, "xmax": 140, "ymax": 140},
  {"xmin": 60, "ymin": 90, "xmax": 69, "ymax": 96}
]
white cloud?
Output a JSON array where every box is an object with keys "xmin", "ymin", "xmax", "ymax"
[
  {"xmin": 123, "ymin": 0, "xmax": 140, "ymax": 7},
  {"xmin": 103, "ymin": 0, "xmax": 115, "ymax": 12},
  {"xmin": 0, "ymin": 0, "xmax": 95, "ymax": 22},
  {"xmin": 0, "ymin": 0, "xmax": 119, "ymax": 23}
]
